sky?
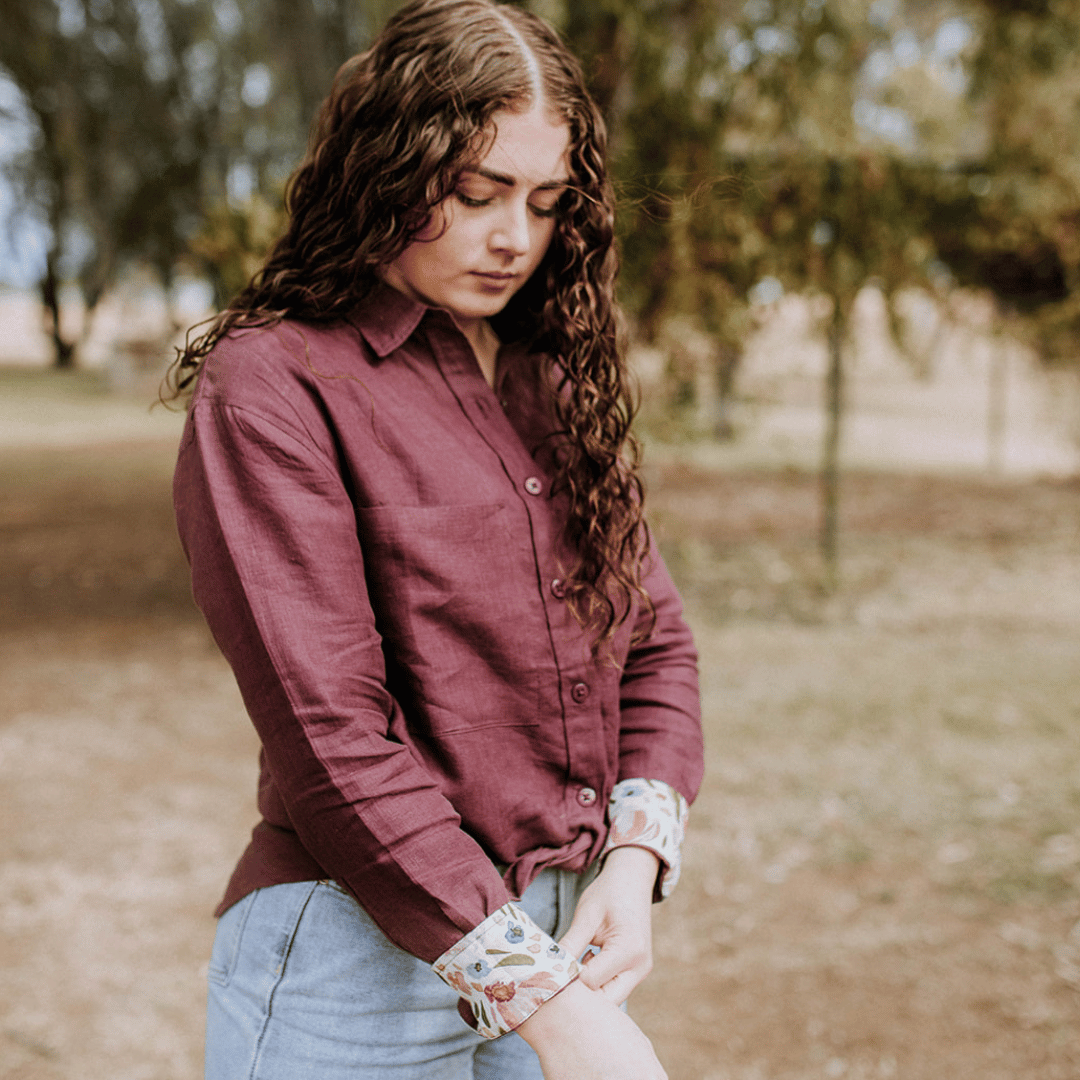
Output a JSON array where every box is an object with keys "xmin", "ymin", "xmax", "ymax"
[{"xmin": 0, "ymin": 73, "xmax": 48, "ymax": 289}]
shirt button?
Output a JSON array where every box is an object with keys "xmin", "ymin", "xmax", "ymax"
[
  {"xmin": 550, "ymin": 578, "xmax": 565, "ymax": 599},
  {"xmin": 524, "ymin": 476, "xmax": 543, "ymax": 496},
  {"xmin": 571, "ymin": 681, "xmax": 590, "ymax": 704},
  {"xmin": 577, "ymin": 786, "xmax": 598, "ymax": 807}
]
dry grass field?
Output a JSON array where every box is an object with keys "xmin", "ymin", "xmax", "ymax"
[{"xmin": 1, "ymin": 369, "xmax": 1079, "ymax": 1079}]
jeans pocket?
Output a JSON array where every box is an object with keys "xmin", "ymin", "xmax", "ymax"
[{"xmin": 207, "ymin": 890, "xmax": 258, "ymax": 987}]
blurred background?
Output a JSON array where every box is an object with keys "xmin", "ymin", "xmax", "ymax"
[{"xmin": 2, "ymin": 1, "xmax": 1080, "ymax": 1078}]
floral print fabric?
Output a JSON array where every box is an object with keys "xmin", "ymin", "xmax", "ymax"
[
  {"xmin": 433, "ymin": 778, "xmax": 689, "ymax": 1037},
  {"xmin": 600, "ymin": 777, "xmax": 688, "ymax": 899},
  {"xmin": 432, "ymin": 901, "xmax": 580, "ymax": 1039}
]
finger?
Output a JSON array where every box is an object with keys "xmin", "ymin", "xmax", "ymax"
[
  {"xmin": 597, "ymin": 966, "xmax": 646, "ymax": 1006},
  {"xmin": 594, "ymin": 965, "xmax": 641, "ymax": 1005},
  {"xmin": 558, "ymin": 906, "xmax": 603, "ymax": 963},
  {"xmin": 570, "ymin": 948, "xmax": 604, "ymax": 989},
  {"xmin": 575, "ymin": 955, "xmax": 607, "ymax": 990},
  {"xmin": 574, "ymin": 938, "xmax": 638, "ymax": 990}
]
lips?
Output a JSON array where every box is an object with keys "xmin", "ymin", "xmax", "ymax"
[{"xmin": 472, "ymin": 271, "xmax": 516, "ymax": 281}]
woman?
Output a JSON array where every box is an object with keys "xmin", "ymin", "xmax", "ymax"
[{"xmin": 170, "ymin": 1, "xmax": 703, "ymax": 1077}]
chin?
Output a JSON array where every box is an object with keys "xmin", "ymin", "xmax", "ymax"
[{"xmin": 448, "ymin": 296, "xmax": 512, "ymax": 321}]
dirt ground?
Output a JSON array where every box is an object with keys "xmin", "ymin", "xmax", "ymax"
[{"xmin": 2, "ymin": 379, "xmax": 1080, "ymax": 1079}]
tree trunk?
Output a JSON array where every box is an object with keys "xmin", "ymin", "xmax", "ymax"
[
  {"xmin": 820, "ymin": 295, "xmax": 843, "ymax": 592},
  {"xmin": 987, "ymin": 332, "xmax": 1007, "ymax": 476},
  {"xmin": 41, "ymin": 259, "xmax": 76, "ymax": 369},
  {"xmin": 714, "ymin": 342, "xmax": 739, "ymax": 441}
]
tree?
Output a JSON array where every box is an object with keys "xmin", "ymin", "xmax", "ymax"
[
  {"xmin": 940, "ymin": 1, "xmax": 1080, "ymax": 357},
  {"xmin": 0, "ymin": 0, "xmax": 410, "ymax": 366},
  {"xmin": 0, "ymin": 0, "xmax": 215, "ymax": 364},
  {"xmin": 546, "ymin": 0, "xmax": 961, "ymax": 585},
  {"xmin": 546, "ymin": 0, "xmax": 1080, "ymax": 582}
]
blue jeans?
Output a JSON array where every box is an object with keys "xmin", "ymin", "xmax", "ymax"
[{"xmin": 205, "ymin": 866, "xmax": 596, "ymax": 1079}]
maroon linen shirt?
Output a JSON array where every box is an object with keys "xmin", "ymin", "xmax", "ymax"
[{"xmin": 173, "ymin": 284, "xmax": 703, "ymax": 964}]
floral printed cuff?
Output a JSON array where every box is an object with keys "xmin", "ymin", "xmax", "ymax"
[
  {"xmin": 600, "ymin": 777, "xmax": 689, "ymax": 900},
  {"xmin": 431, "ymin": 901, "xmax": 580, "ymax": 1039}
]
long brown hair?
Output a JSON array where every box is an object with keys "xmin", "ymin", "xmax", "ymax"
[{"xmin": 168, "ymin": 0, "xmax": 651, "ymax": 646}]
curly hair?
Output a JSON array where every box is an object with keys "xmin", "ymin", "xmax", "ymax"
[{"xmin": 167, "ymin": 0, "xmax": 651, "ymax": 646}]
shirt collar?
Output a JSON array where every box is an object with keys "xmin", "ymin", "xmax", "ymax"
[{"xmin": 349, "ymin": 282, "xmax": 428, "ymax": 358}]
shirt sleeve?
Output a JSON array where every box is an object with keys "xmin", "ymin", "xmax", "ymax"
[
  {"xmin": 174, "ymin": 395, "xmax": 513, "ymax": 963},
  {"xmin": 599, "ymin": 778, "xmax": 689, "ymax": 898},
  {"xmin": 610, "ymin": 541, "xmax": 704, "ymax": 899},
  {"xmin": 432, "ymin": 902, "xmax": 580, "ymax": 1038}
]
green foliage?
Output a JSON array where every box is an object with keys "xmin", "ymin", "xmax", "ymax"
[
  {"xmin": 5, "ymin": 0, "xmax": 1080, "ymax": 370},
  {"xmin": 0, "ymin": 0, "xmax": 410, "ymax": 363},
  {"xmin": 540, "ymin": 0, "xmax": 1080, "ymax": 369},
  {"xmin": 188, "ymin": 195, "xmax": 288, "ymax": 308}
]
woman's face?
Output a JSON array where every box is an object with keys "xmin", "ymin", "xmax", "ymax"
[{"xmin": 382, "ymin": 104, "xmax": 571, "ymax": 330}]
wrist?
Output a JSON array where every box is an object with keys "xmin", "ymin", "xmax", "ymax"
[
  {"xmin": 601, "ymin": 845, "xmax": 661, "ymax": 889},
  {"xmin": 515, "ymin": 979, "xmax": 599, "ymax": 1049},
  {"xmin": 601, "ymin": 778, "xmax": 689, "ymax": 901}
]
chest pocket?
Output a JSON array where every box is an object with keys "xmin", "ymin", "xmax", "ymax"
[{"xmin": 356, "ymin": 502, "xmax": 552, "ymax": 734}]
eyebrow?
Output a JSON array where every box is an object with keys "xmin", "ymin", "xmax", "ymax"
[{"xmin": 469, "ymin": 167, "xmax": 570, "ymax": 190}]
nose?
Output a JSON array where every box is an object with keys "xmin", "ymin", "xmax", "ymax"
[{"xmin": 489, "ymin": 200, "xmax": 530, "ymax": 258}]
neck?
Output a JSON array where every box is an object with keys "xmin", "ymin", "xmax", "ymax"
[
  {"xmin": 378, "ymin": 267, "xmax": 501, "ymax": 387},
  {"xmin": 454, "ymin": 315, "xmax": 499, "ymax": 388}
]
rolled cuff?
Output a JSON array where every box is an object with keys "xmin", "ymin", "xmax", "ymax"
[
  {"xmin": 431, "ymin": 901, "xmax": 580, "ymax": 1039},
  {"xmin": 600, "ymin": 777, "xmax": 689, "ymax": 900}
]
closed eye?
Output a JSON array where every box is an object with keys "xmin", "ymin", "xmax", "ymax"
[
  {"xmin": 455, "ymin": 191, "xmax": 562, "ymax": 219},
  {"xmin": 455, "ymin": 192, "xmax": 493, "ymax": 208},
  {"xmin": 527, "ymin": 185, "xmax": 567, "ymax": 219}
]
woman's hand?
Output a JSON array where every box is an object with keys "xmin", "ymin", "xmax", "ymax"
[
  {"xmin": 558, "ymin": 845, "xmax": 660, "ymax": 1004},
  {"xmin": 516, "ymin": 979, "xmax": 667, "ymax": 1080},
  {"xmin": 515, "ymin": 848, "xmax": 667, "ymax": 1077}
]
